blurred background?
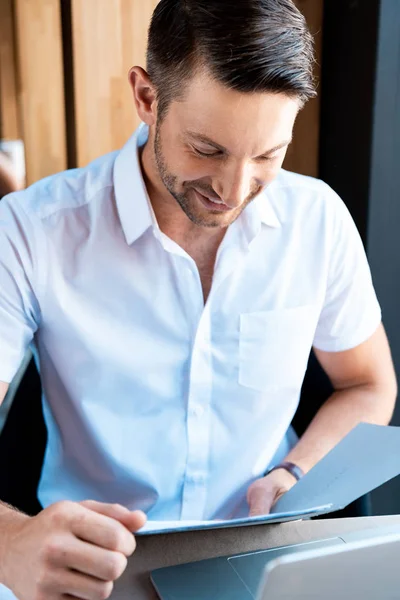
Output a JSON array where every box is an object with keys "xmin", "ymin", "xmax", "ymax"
[{"xmin": 0, "ymin": 0, "xmax": 399, "ymax": 515}]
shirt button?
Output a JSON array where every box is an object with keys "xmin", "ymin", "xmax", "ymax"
[
  {"xmin": 190, "ymin": 405, "xmax": 204, "ymax": 418},
  {"xmin": 187, "ymin": 473, "xmax": 206, "ymax": 484}
]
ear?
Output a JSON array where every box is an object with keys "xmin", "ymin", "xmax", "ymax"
[{"xmin": 129, "ymin": 66, "xmax": 157, "ymax": 126}]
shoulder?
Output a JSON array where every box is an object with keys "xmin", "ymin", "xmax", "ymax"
[
  {"xmin": 0, "ymin": 150, "xmax": 118, "ymax": 225},
  {"xmin": 266, "ymin": 169, "xmax": 350, "ymax": 226},
  {"xmin": 269, "ymin": 169, "xmax": 340, "ymax": 203}
]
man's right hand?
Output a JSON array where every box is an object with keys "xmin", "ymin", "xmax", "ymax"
[{"xmin": 0, "ymin": 500, "xmax": 147, "ymax": 600}]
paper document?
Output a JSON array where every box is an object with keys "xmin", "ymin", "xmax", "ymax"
[
  {"xmin": 137, "ymin": 504, "xmax": 333, "ymax": 535},
  {"xmin": 274, "ymin": 422, "xmax": 400, "ymax": 513},
  {"xmin": 137, "ymin": 423, "xmax": 400, "ymax": 535}
]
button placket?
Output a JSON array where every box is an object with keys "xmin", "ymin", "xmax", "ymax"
[
  {"xmin": 179, "ymin": 232, "xmax": 251, "ymax": 520},
  {"xmin": 181, "ymin": 309, "xmax": 213, "ymax": 520}
]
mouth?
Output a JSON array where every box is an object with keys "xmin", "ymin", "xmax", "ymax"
[{"xmin": 192, "ymin": 188, "xmax": 232, "ymax": 213}]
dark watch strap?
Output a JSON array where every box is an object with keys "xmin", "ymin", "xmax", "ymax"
[{"xmin": 264, "ymin": 461, "xmax": 304, "ymax": 482}]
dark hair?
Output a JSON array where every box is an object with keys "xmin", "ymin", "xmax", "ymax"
[{"xmin": 147, "ymin": 0, "xmax": 316, "ymax": 119}]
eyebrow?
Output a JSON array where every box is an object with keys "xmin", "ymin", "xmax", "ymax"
[{"xmin": 186, "ymin": 131, "xmax": 292, "ymax": 158}]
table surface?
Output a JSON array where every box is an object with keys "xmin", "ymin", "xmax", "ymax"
[{"xmin": 111, "ymin": 514, "xmax": 400, "ymax": 599}]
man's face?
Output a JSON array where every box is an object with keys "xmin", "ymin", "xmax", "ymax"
[{"xmin": 152, "ymin": 70, "xmax": 300, "ymax": 229}]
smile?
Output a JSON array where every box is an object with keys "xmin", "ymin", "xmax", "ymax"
[{"xmin": 193, "ymin": 189, "xmax": 232, "ymax": 212}]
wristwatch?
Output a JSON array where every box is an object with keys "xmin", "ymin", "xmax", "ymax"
[{"xmin": 264, "ymin": 461, "xmax": 304, "ymax": 482}]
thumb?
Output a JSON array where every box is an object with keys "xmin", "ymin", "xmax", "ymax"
[
  {"xmin": 247, "ymin": 487, "xmax": 274, "ymax": 517},
  {"xmin": 79, "ymin": 500, "xmax": 147, "ymax": 532}
]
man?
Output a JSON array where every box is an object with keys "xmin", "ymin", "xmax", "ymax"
[{"xmin": 0, "ymin": 0, "xmax": 397, "ymax": 598}]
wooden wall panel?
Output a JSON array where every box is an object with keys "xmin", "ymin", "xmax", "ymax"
[
  {"xmin": 284, "ymin": 0, "xmax": 324, "ymax": 177},
  {"xmin": 13, "ymin": 0, "xmax": 67, "ymax": 184},
  {"xmin": 8, "ymin": 0, "xmax": 320, "ymax": 178},
  {"xmin": 71, "ymin": 0, "xmax": 158, "ymax": 168},
  {"xmin": 0, "ymin": 0, "xmax": 20, "ymax": 141}
]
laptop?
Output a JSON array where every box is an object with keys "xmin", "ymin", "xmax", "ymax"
[{"xmin": 151, "ymin": 524, "xmax": 400, "ymax": 599}]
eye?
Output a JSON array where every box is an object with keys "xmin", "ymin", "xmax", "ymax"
[
  {"xmin": 192, "ymin": 146, "xmax": 221, "ymax": 158},
  {"xmin": 257, "ymin": 155, "xmax": 278, "ymax": 163}
]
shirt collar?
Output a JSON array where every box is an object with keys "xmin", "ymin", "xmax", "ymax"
[
  {"xmin": 239, "ymin": 184, "xmax": 281, "ymax": 246},
  {"xmin": 113, "ymin": 123, "xmax": 156, "ymax": 245},
  {"xmin": 254, "ymin": 184, "xmax": 282, "ymax": 229},
  {"xmin": 114, "ymin": 123, "xmax": 281, "ymax": 246}
]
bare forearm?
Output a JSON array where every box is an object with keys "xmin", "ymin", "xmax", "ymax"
[
  {"xmin": 0, "ymin": 502, "xmax": 29, "ymax": 585},
  {"xmin": 285, "ymin": 384, "xmax": 396, "ymax": 473}
]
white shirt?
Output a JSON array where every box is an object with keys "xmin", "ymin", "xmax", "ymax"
[{"xmin": 0, "ymin": 124, "xmax": 381, "ymax": 521}]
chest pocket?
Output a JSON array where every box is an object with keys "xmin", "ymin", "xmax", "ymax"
[{"xmin": 239, "ymin": 306, "xmax": 319, "ymax": 391}]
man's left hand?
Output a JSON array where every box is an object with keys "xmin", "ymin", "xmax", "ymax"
[{"xmin": 247, "ymin": 468, "xmax": 297, "ymax": 516}]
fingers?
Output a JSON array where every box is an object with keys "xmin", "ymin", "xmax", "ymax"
[
  {"xmin": 128, "ymin": 510, "xmax": 147, "ymax": 532},
  {"xmin": 247, "ymin": 487, "xmax": 274, "ymax": 517},
  {"xmin": 60, "ymin": 569, "xmax": 114, "ymax": 600},
  {"xmin": 52, "ymin": 537, "xmax": 128, "ymax": 581},
  {"xmin": 71, "ymin": 505, "xmax": 137, "ymax": 556},
  {"xmin": 80, "ymin": 501, "xmax": 147, "ymax": 532}
]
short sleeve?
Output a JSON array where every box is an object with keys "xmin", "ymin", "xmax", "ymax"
[
  {"xmin": 0, "ymin": 195, "xmax": 44, "ymax": 382},
  {"xmin": 313, "ymin": 189, "xmax": 382, "ymax": 352}
]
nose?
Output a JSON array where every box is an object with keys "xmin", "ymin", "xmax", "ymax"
[{"xmin": 213, "ymin": 162, "xmax": 252, "ymax": 209}]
